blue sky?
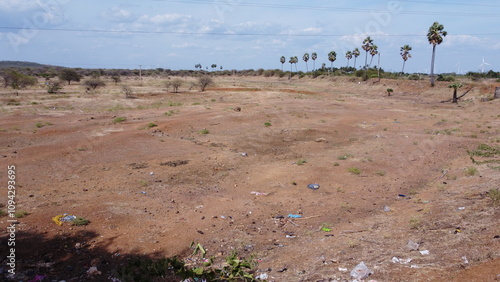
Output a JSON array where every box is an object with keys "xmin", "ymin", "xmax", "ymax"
[{"xmin": 1, "ymin": 0, "xmax": 499, "ymax": 74}]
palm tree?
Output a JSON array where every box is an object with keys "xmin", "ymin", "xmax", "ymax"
[
  {"xmin": 311, "ymin": 52, "xmax": 317, "ymax": 71},
  {"xmin": 400, "ymin": 45, "xmax": 412, "ymax": 74},
  {"xmin": 449, "ymin": 82, "xmax": 462, "ymax": 103},
  {"xmin": 352, "ymin": 48, "xmax": 360, "ymax": 69},
  {"xmin": 289, "ymin": 57, "xmax": 294, "ymax": 73},
  {"xmin": 303, "ymin": 53, "xmax": 310, "ymax": 72},
  {"xmin": 293, "ymin": 56, "xmax": 299, "ymax": 72},
  {"xmin": 427, "ymin": 21, "xmax": 447, "ymax": 86},
  {"xmin": 345, "ymin": 51, "xmax": 353, "ymax": 68},
  {"xmin": 362, "ymin": 36, "xmax": 374, "ymax": 69},
  {"xmin": 369, "ymin": 45, "xmax": 378, "ymax": 67},
  {"xmin": 280, "ymin": 56, "xmax": 286, "ymax": 72},
  {"xmin": 328, "ymin": 51, "xmax": 337, "ymax": 75}
]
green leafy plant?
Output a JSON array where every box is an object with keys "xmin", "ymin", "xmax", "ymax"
[
  {"xmin": 488, "ymin": 189, "xmax": 500, "ymax": 206},
  {"xmin": 296, "ymin": 159, "xmax": 307, "ymax": 165},
  {"xmin": 113, "ymin": 117, "xmax": 127, "ymax": 123},
  {"xmin": 147, "ymin": 122, "xmax": 158, "ymax": 128},
  {"xmin": 14, "ymin": 211, "xmax": 29, "ymax": 218},
  {"xmin": 386, "ymin": 88, "xmax": 393, "ymax": 96},
  {"xmin": 347, "ymin": 167, "xmax": 362, "ymax": 175},
  {"xmin": 199, "ymin": 129, "xmax": 209, "ymax": 135},
  {"xmin": 465, "ymin": 167, "xmax": 478, "ymax": 176},
  {"xmin": 264, "ymin": 121, "xmax": 272, "ymax": 127}
]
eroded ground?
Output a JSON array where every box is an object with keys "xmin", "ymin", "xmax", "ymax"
[{"xmin": 1, "ymin": 76, "xmax": 499, "ymax": 281}]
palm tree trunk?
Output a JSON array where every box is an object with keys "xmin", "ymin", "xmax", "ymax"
[
  {"xmin": 313, "ymin": 60, "xmax": 315, "ymax": 72},
  {"xmin": 305, "ymin": 62, "xmax": 308, "ymax": 73},
  {"xmin": 364, "ymin": 52, "xmax": 368, "ymax": 69},
  {"xmin": 402, "ymin": 60, "xmax": 406, "ymax": 74},
  {"xmin": 370, "ymin": 56, "xmax": 374, "ymax": 67},
  {"xmin": 353, "ymin": 58, "xmax": 357, "ymax": 69},
  {"xmin": 346, "ymin": 59, "xmax": 349, "ymax": 68},
  {"xmin": 430, "ymin": 44, "xmax": 436, "ymax": 87},
  {"xmin": 452, "ymin": 88, "xmax": 458, "ymax": 103}
]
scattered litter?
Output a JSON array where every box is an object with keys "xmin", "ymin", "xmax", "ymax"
[
  {"xmin": 307, "ymin": 184, "xmax": 320, "ymax": 190},
  {"xmin": 251, "ymin": 191, "xmax": 269, "ymax": 196},
  {"xmin": 392, "ymin": 257, "xmax": 412, "ymax": 264},
  {"xmin": 383, "ymin": 206, "xmax": 391, "ymax": 212},
  {"xmin": 288, "ymin": 214, "xmax": 302, "ymax": 218},
  {"xmin": 462, "ymin": 256, "xmax": 469, "ymax": 264},
  {"xmin": 321, "ymin": 227, "xmax": 332, "ymax": 232},
  {"xmin": 314, "ymin": 137, "xmax": 328, "ymax": 143},
  {"xmin": 410, "ymin": 265, "xmax": 420, "ymax": 268},
  {"xmin": 141, "ymin": 191, "xmax": 147, "ymax": 194},
  {"xmin": 398, "ymin": 194, "xmax": 407, "ymax": 198},
  {"xmin": 274, "ymin": 243, "xmax": 284, "ymax": 247},
  {"xmin": 458, "ymin": 207, "xmax": 466, "ymax": 210},
  {"xmin": 350, "ymin": 261, "xmax": 372, "ymax": 280},
  {"xmin": 28, "ymin": 275, "xmax": 46, "ymax": 282},
  {"xmin": 87, "ymin": 266, "xmax": 101, "ymax": 276},
  {"xmin": 420, "ymin": 250, "xmax": 430, "ymax": 255},
  {"xmin": 241, "ymin": 152, "xmax": 248, "ymax": 157},
  {"xmin": 325, "ymin": 234, "xmax": 334, "ymax": 237},
  {"xmin": 285, "ymin": 235, "xmax": 296, "ymax": 238},
  {"xmin": 256, "ymin": 273, "xmax": 268, "ymax": 280},
  {"xmin": 277, "ymin": 268, "xmax": 287, "ymax": 272},
  {"xmin": 274, "ymin": 215, "xmax": 285, "ymax": 219},
  {"xmin": 454, "ymin": 227, "xmax": 462, "ymax": 234},
  {"xmin": 149, "ymin": 172, "xmax": 155, "ymax": 175},
  {"xmin": 494, "ymin": 235, "xmax": 500, "ymax": 239},
  {"xmin": 52, "ymin": 214, "xmax": 77, "ymax": 226},
  {"xmin": 338, "ymin": 267, "xmax": 348, "ymax": 272},
  {"xmin": 407, "ymin": 240, "xmax": 420, "ymax": 251}
]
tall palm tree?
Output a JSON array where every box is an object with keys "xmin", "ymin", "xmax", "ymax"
[
  {"xmin": 328, "ymin": 51, "xmax": 337, "ymax": 75},
  {"xmin": 427, "ymin": 21, "xmax": 447, "ymax": 86},
  {"xmin": 400, "ymin": 45, "xmax": 412, "ymax": 74},
  {"xmin": 369, "ymin": 45, "xmax": 378, "ymax": 67},
  {"xmin": 289, "ymin": 57, "xmax": 294, "ymax": 73},
  {"xmin": 311, "ymin": 52, "xmax": 317, "ymax": 71},
  {"xmin": 352, "ymin": 48, "xmax": 360, "ymax": 69},
  {"xmin": 280, "ymin": 56, "xmax": 286, "ymax": 72},
  {"xmin": 362, "ymin": 36, "xmax": 374, "ymax": 69},
  {"xmin": 303, "ymin": 53, "xmax": 310, "ymax": 72},
  {"xmin": 345, "ymin": 51, "xmax": 353, "ymax": 68},
  {"xmin": 293, "ymin": 56, "xmax": 299, "ymax": 72}
]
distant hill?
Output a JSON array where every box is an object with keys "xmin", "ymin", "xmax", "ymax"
[{"xmin": 0, "ymin": 61, "xmax": 60, "ymax": 69}]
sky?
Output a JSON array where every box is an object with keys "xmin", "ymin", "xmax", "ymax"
[{"xmin": 0, "ymin": 0, "xmax": 499, "ymax": 74}]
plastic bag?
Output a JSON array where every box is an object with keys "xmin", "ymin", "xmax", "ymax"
[{"xmin": 350, "ymin": 261, "xmax": 372, "ymax": 280}]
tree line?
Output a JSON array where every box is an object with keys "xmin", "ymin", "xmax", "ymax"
[{"xmin": 281, "ymin": 21, "xmax": 452, "ymax": 85}]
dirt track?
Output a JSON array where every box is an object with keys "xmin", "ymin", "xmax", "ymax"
[{"xmin": 1, "ymin": 76, "xmax": 499, "ymax": 281}]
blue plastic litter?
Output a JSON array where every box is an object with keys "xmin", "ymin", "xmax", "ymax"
[
  {"xmin": 288, "ymin": 214, "xmax": 302, "ymax": 218},
  {"xmin": 307, "ymin": 184, "xmax": 320, "ymax": 190}
]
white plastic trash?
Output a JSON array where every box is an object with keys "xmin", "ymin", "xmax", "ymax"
[{"xmin": 350, "ymin": 261, "xmax": 372, "ymax": 280}]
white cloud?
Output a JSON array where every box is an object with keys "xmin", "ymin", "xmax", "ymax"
[
  {"xmin": 0, "ymin": 0, "xmax": 38, "ymax": 11},
  {"xmin": 442, "ymin": 34, "xmax": 481, "ymax": 46},
  {"xmin": 139, "ymin": 13, "xmax": 192, "ymax": 25},
  {"xmin": 102, "ymin": 7, "xmax": 135, "ymax": 23},
  {"xmin": 171, "ymin": 42, "xmax": 197, "ymax": 49}
]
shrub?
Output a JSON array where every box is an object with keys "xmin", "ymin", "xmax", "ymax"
[
  {"xmin": 121, "ymin": 85, "xmax": 133, "ymax": 98},
  {"xmin": 83, "ymin": 78, "xmax": 106, "ymax": 91},
  {"xmin": 198, "ymin": 76, "xmax": 214, "ymax": 92},
  {"xmin": 407, "ymin": 74, "xmax": 422, "ymax": 80},
  {"xmin": 47, "ymin": 81, "xmax": 63, "ymax": 94}
]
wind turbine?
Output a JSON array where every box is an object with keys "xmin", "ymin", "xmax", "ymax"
[
  {"xmin": 478, "ymin": 57, "xmax": 491, "ymax": 73},
  {"xmin": 455, "ymin": 60, "xmax": 461, "ymax": 75}
]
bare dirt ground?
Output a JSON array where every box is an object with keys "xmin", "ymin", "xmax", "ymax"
[{"xmin": 0, "ymin": 75, "xmax": 499, "ymax": 281}]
